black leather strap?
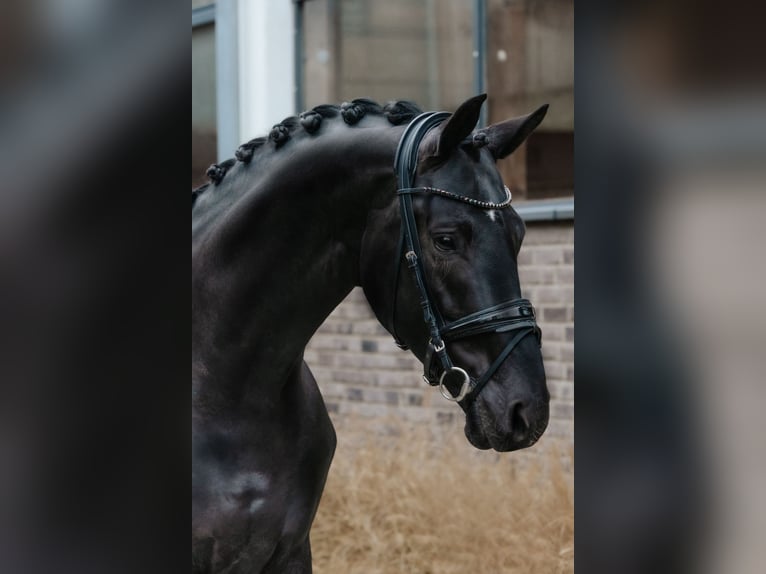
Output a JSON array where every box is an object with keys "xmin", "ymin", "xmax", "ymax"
[
  {"xmin": 442, "ymin": 298, "xmax": 537, "ymax": 341},
  {"xmin": 390, "ymin": 112, "xmax": 450, "ymax": 350},
  {"xmin": 390, "ymin": 211, "xmax": 409, "ymax": 349},
  {"xmin": 464, "ymin": 327, "xmax": 537, "ymax": 404}
]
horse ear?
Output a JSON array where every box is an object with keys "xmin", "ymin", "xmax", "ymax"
[
  {"xmin": 483, "ymin": 104, "xmax": 549, "ymax": 160},
  {"xmin": 436, "ymin": 94, "xmax": 487, "ymax": 156}
]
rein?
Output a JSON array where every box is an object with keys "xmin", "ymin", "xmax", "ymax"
[{"xmin": 391, "ymin": 111, "xmax": 541, "ymax": 406}]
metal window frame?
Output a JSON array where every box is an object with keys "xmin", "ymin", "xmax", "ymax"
[
  {"xmin": 514, "ymin": 198, "xmax": 574, "ymax": 222},
  {"xmin": 192, "ymin": 4, "xmax": 215, "ymax": 28},
  {"xmin": 473, "ymin": 0, "xmax": 487, "ymax": 127},
  {"xmin": 294, "ymin": 1, "xmax": 305, "ymax": 113}
]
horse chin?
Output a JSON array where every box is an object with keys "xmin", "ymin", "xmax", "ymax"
[
  {"xmin": 464, "ymin": 421, "xmax": 532, "ymax": 452},
  {"xmin": 463, "ymin": 423, "xmax": 492, "ymax": 450},
  {"xmin": 463, "ymin": 407, "xmax": 492, "ymax": 450}
]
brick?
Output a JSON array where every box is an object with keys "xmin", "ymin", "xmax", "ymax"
[
  {"xmin": 330, "ymin": 302, "xmax": 373, "ymax": 320},
  {"xmin": 315, "ymin": 382, "xmax": 349, "ymax": 399},
  {"xmin": 522, "ymin": 223, "xmax": 574, "ymax": 245},
  {"xmin": 327, "ymin": 369, "xmax": 375, "ymax": 385},
  {"xmin": 313, "ymin": 352, "xmax": 335, "ymax": 367},
  {"xmin": 352, "ymin": 321, "xmax": 389, "ymax": 336},
  {"xmin": 309, "ymin": 336, "xmax": 359, "ymax": 352},
  {"xmin": 548, "ymin": 380, "xmax": 573, "ymax": 400},
  {"xmin": 542, "ymin": 306, "xmax": 568, "ymax": 323},
  {"xmin": 532, "ymin": 247, "xmax": 564, "ymax": 265},
  {"xmin": 546, "ymin": 419, "xmax": 574, "ymax": 439},
  {"xmin": 345, "ymin": 288, "xmax": 367, "ymax": 303},
  {"xmin": 397, "ymin": 406, "xmax": 435, "ymax": 423},
  {"xmin": 541, "ymin": 343, "xmax": 561, "ymax": 361},
  {"xmin": 346, "ymin": 388, "xmax": 363, "ymax": 402},
  {"xmin": 534, "ymin": 286, "xmax": 567, "ymax": 304},
  {"xmin": 334, "ymin": 352, "xmax": 406, "ymax": 370},
  {"xmin": 352, "ymin": 387, "xmax": 400, "ymax": 405},
  {"xmin": 517, "ymin": 250, "xmax": 533, "ymax": 265},
  {"xmin": 555, "ymin": 266, "xmax": 574, "ymax": 284},
  {"xmin": 343, "ymin": 402, "xmax": 395, "ymax": 419},
  {"xmin": 376, "ymin": 371, "xmax": 420, "ymax": 388},
  {"xmin": 396, "ymin": 356, "xmax": 422, "ymax": 370},
  {"xmin": 520, "ymin": 287, "xmax": 535, "ymax": 300},
  {"xmin": 436, "ymin": 411, "xmax": 455, "ymax": 424},
  {"xmin": 542, "ymin": 325, "xmax": 567, "ymax": 342},
  {"xmin": 316, "ymin": 321, "xmax": 353, "ymax": 335},
  {"xmin": 518, "ymin": 266, "xmax": 556, "ymax": 285},
  {"xmin": 552, "ymin": 401, "xmax": 574, "ymax": 420},
  {"xmin": 303, "ymin": 349, "xmax": 320, "ymax": 363},
  {"xmin": 375, "ymin": 338, "xmax": 403, "ymax": 354},
  {"xmin": 361, "ymin": 339, "xmax": 378, "ymax": 353},
  {"xmin": 543, "ymin": 361, "xmax": 567, "ymax": 379},
  {"xmin": 407, "ymin": 393, "xmax": 424, "ymax": 407}
]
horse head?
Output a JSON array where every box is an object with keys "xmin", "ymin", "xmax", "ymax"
[{"xmin": 362, "ymin": 94, "xmax": 550, "ymax": 452}]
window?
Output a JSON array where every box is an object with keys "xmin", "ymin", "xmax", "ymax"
[
  {"xmin": 302, "ymin": 0, "xmax": 475, "ymax": 112},
  {"xmin": 487, "ymin": 0, "xmax": 574, "ymax": 201}
]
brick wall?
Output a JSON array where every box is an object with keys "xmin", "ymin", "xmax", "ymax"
[
  {"xmin": 305, "ymin": 220, "xmax": 574, "ymax": 447},
  {"xmin": 516, "ymin": 221, "xmax": 574, "ymax": 443}
]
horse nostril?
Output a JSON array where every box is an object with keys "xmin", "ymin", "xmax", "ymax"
[{"xmin": 509, "ymin": 401, "xmax": 531, "ymax": 440}]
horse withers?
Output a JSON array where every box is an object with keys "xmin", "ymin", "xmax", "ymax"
[{"xmin": 192, "ymin": 94, "xmax": 549, "ymax": 573}]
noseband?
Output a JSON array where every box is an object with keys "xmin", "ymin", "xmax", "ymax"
[{"xmin": 391, "ymin": 111, "xmax": 541, "ymax": 406}]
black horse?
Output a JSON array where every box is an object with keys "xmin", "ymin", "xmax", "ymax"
[{"xmin": 192, "ymin": 94, "xmax": 550, "ymax": 573}]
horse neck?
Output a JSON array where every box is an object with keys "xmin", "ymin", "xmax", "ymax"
[{"xmin": 192, "ymin": 124, "xmax": 401, "ymax": 408}]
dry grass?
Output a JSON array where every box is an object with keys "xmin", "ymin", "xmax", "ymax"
[{"xmin": 311, "ymin": 419, "xmax": 573, "ymax": 574}]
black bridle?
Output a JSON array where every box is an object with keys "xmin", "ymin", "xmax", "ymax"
[{"xmin": 391, "ymin": 111, "xmax": 541, "ymax": 406}]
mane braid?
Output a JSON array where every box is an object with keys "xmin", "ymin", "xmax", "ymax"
[
  {"xmin": 299, "ymin": 104, "xmax": 340, "ymax": 134},
  {"xmin": 235, "ymin": 137, "xmax": 267, "ymax": 163},
  {"xmin": 206, "ymin": 158, "xmax": 236, "ymax": 185},
  {"xmin": 383, "ymin": 100, "xmax": 422, "ymax": 125},
  {"xmin": 194, "ymin": 99, "xmax": 424, "ymax": 192},
  {"xmin": 344, "ymin": 98, "xmax": 387, "ymax": 124},
  {"xmin": 269, "ymin": 116, "xmax": 300, "ymax": 148},
  {"xmin": 309, "ymin": 104, "xmax": 341, "ymax": 119}
]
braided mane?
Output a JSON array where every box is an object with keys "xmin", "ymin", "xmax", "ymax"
[{"xmin": 191, "ymin": 99, "xmax": 423, "ymax": 207}]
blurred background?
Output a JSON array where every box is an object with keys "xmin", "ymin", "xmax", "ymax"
[
  {"xmin": 0, "ymin": 2, "xmax": 187, "ymax": 573},
  {"xmin": 575, "ymin": 1, "xmax": 766, "ymax": 573}
]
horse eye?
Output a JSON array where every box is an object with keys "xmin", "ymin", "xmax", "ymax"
[{"xmin": 434, "ymin": 235, "xmax": 456, "ymax": 252}]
